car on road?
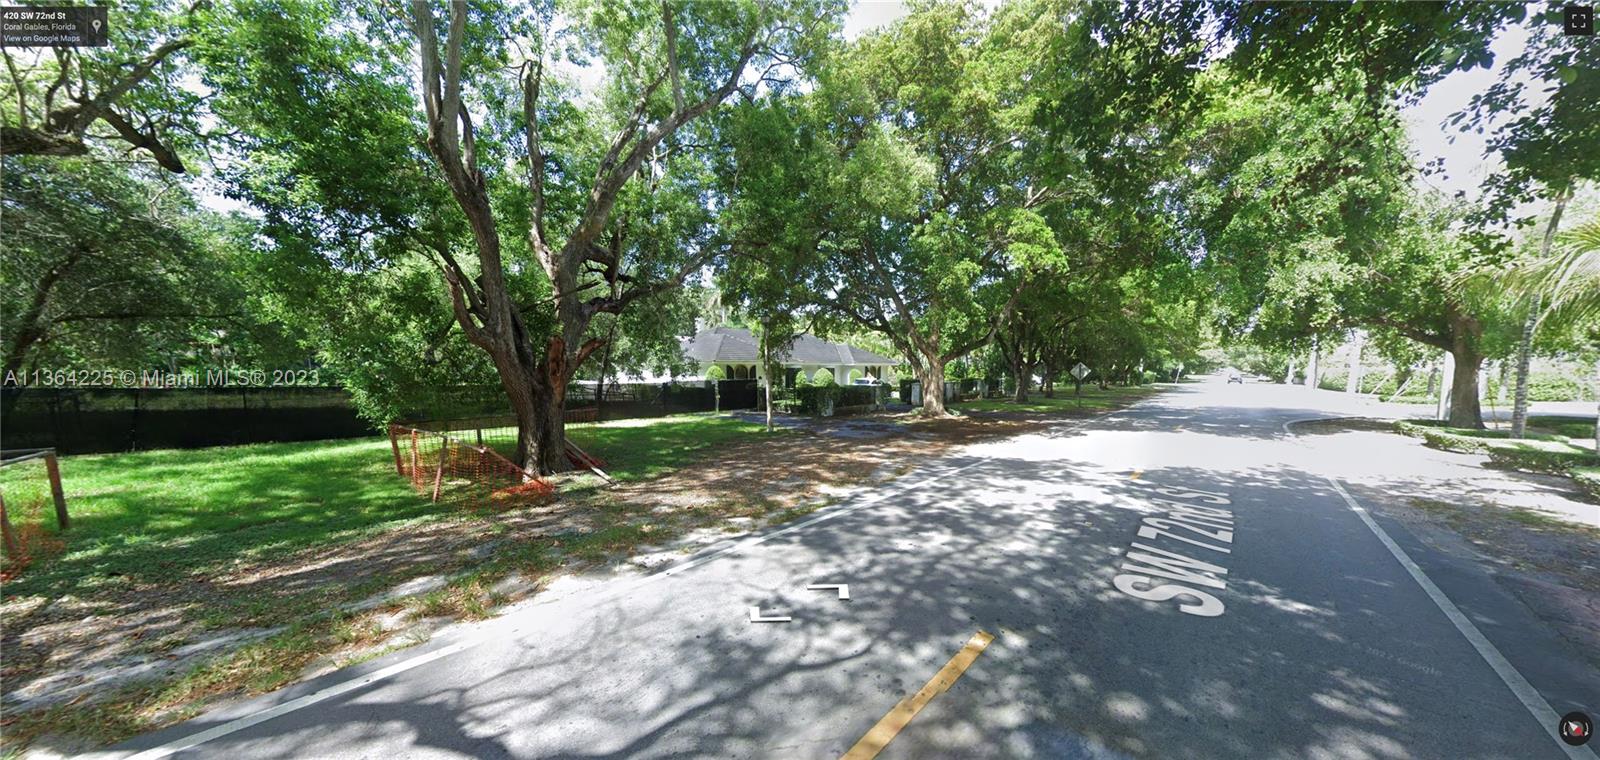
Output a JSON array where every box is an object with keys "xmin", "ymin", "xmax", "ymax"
[{"xmin": 1228, "ymin": 372, "xmax": 1244, "ymax": 384}]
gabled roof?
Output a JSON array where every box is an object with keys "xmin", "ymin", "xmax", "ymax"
[{"xmin": 681, "ymin": 327, "xmax": 900, "ymax": 366}]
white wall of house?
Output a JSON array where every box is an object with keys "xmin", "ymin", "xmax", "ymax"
[{"xmin": 695, "ymin": 361, "xmax": 892, "ymax": 386}]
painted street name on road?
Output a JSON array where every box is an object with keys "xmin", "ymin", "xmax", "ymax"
[{"xmin": 1111, "ymin": 484, "xmax": 1235, "ymax": 618}]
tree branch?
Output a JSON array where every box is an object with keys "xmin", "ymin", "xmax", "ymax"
[{"xmin": 662, "ymin": 1, "xmax": 684, "ymax": 114}]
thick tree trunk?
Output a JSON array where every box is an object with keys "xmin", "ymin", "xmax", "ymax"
[
  {"xmin": 1447, "ymin": 342, "xmax": 1484, "ymax": 430},
  {"xmin": 531, "ymin": 388, "xmax": 565, "ymax": 474},
  {"xmin": 920, "ymin": 360, "xmax": 948, "ymax": 416},
  {"xmin": 1447, "ymin": 355, "xmax": 1483, "ymax": 429},
  {"xmin": 1012, "ymin": 361, "xmax": 1032, "ymax": 402},
  {"xmin": 499, "ymin": 365, "xmax": 553, "ymax": 476}
]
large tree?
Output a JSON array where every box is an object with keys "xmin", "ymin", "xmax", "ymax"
[
  {"xmin": 0, "ymin": 156, "xmax": 278, "ymax": 413},
  {"xmin": 735, "ymin": 0, "xmax": 1067, "ymax": 416},
  {"xmin": 1183, "ymin": 75, "xmax": 1511, "ymax": 427},
  {"xmin": 203, "ymin": 0, "xmax": 837, "ymax": 473},
  {"xmin": 0, "ymin": 0, "xmax": 207, "ymax": 171},
  {"xmin": 1454, "ymin": 6, "xmax": 1600, "ymax": 437}
]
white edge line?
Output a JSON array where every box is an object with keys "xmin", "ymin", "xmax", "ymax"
[
  {"xmin": 1285, "ymin": 416, "xmax": 1598, "ymax": 760},
  {"xmin": 109, "ymin": 404, "xmax": 1139, "ymax": 759}
]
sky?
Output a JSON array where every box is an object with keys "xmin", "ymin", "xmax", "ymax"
[
  {"xmin": 1402, "ymin": 21, "xmax": 1535, "ymax": 207},
  {"xmin": 198, "ymin": 1, "xmax": 1540, "ymax": 219}
]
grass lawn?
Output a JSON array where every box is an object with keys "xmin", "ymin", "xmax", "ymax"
[
  {"xmin": 1528, "ymin": 415, "xmax": 1597, "ymax": 442},
  {"xmin": 0, "ymin": 437, "xmax": 442, "ymax": 600},
  {"xmin": 1, "ymin": 412, "xmax": 766, "ymax": 601},
  {"xmin": 566, "ymin": 412, "xmax": 770, "ymax": 482},
  {"xmin": 951, "ymin": 385, "xmax": 1160, "ymax": 414}
]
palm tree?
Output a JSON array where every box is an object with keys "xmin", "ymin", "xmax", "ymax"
[
  {"xmin": 1515, "ymin": 219, "xmax": 1600, "ymax": 328},
  {"xmin": 1505, "ymin": 217, "xmax": 1600, "ymax": 452}
]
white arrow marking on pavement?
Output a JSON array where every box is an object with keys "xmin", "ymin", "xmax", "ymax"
[
  {"xmin": 806, "ymin": 583, "xmax": 850, "ymax": 600},
  {"xmin": 748, "ymin": 606, "xmax": 792, "ymax": 623}
]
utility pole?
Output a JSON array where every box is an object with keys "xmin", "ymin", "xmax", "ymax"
[
  {"xmin": 1306, "ymin": 335, "xmax": 1320, "ymax": 390},
  {"xmin": 1346, "ymin": 330, "xmax": 1365, "ymax": 394},
  {"xmin": 1436, "ymin": 350, "xmax": 1455, "ymax": 422}
]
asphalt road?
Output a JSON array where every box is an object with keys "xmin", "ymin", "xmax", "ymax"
[{"xmin": 105, "ymin": 380, "xmax": 1600, "ymax": 760}]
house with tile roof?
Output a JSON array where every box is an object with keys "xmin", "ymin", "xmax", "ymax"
[{"xmin": 680, "ymin": 326, "xmax": 900, "ymax": 387}]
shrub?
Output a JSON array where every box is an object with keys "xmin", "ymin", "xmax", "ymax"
[
  {"xmin": 1528, "ymin": 415, "xmax": 1597, "ymax": 441},
  {"xmin": 794, "ymin": 385, "xmax": 877, "ymax": 415},
  {"xmin": 704, "ymin": 365, "xmax": 726, "ymax": 381},
  {"xmin": 1528, "ymin": 374, "xmax": 1586, "ymax": 402},
  {"xmin": 1485, "ymin": 446, "xmax": 1599, "ymax": 476},
  {"xmin": 1570, "ymin": 467, "xmax": 1600, "ymax": 502},
  {"xmin": 1393, "ymin": 420, "xmax": 1486, "ymax": 453},
  {"xmin": 812, "ymin": 368, "xmax": 836, "ymax": 386}
]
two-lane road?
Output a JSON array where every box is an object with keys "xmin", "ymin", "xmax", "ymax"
[{"xmin": 105, "ymin": 380, "xmax": 1599, "ymax": 759}]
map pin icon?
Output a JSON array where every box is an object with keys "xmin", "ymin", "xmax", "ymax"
[{"xmin": 91, "ymin": 19, "xmax": 101, "ymax": 32}]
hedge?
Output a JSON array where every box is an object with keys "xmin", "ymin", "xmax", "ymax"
[
  {"xmin": 1485, "ymin": 446, "xmax": 1600, "ymax": 476},
  {"xmin": 1393, "ymin": 419, "xmax": 1575, "ymax": 457},
  {"xmin": 1394, "ymin": 419, "xmax": 1600, "ymax": 487},
  {"xmin": 1528, "ymin": 415, "xmax": 1597, "ymax": 441},
  {"xmin": 1570, "ymin": 467, "xmax": 1600, "ymax": 502},
  {"xmin": 795, "ymin": 384, "xmax": 881, "ymax": 415},
  {"xmin": 1393, "ymin": 420, "xmax": 1496, "ymax": 454}
]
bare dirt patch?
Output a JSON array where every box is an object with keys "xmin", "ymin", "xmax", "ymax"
[{"xmin": 1389, "ymin": 496, "xmax": 1600, "ymax": 671}]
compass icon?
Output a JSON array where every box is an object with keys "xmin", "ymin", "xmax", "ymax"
[{"xmin": 1561, "ymin": 711, "xmax": 1593, "ymax": 747}]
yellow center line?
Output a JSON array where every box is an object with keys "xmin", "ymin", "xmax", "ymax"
[{"xmin": 841, "ymin": 630, "xmax": 996, "ymax": 760}]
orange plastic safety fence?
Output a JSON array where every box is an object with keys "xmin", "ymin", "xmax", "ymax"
[{"xmin": 388, "ymin": 422, "xmax": 554, "ymax": 508}]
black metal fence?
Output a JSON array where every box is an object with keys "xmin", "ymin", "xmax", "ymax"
[
  {"xmin": 1, "ymin": 387, "xmax": 372, "ymax": 454},
  {"xmin": 4, "ymin": 380, "xmax": 767, "ymax": 454}
]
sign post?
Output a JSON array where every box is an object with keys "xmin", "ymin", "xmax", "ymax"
[{"xmin": 1071, "ymin": 362, "xmax": 1091, "ymax": 407}]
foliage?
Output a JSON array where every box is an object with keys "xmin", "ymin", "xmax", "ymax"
[
  {"xmin": 1221, "ymin": 2, "xmax": 1516, "ymax": 110},
  {"xmin": 1453, "ymin": 5, "xmax": 1600, "ymax": 230},
  {"xmin": 1392, "ymin": 418, "xmax": 1591, "ymax": 473},
  {"xmin": 793, "ymin": 384, "xmax": 877, "ymax": 415},
  {"xmin": 0, "ymin": 156, "xmax": 298, "ymax": 386},
  {"xmin": 1530, "ymin": 415, "xmax": 1597, "ymax": 440},
  {"xmin": 1505, "ymin": 218, "xmax": 1600, "ymax": 331},
  {"xmin": 1570, "ymin": 467, "xmax": 1600, "ymax": 502},
  {"xmin": 1485, "ymin": 445, "xmax": 1600, "ymax": 476},
  {"xmin": 0, "ymin": 0, "xmax": 208, "ymax": 171}
]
